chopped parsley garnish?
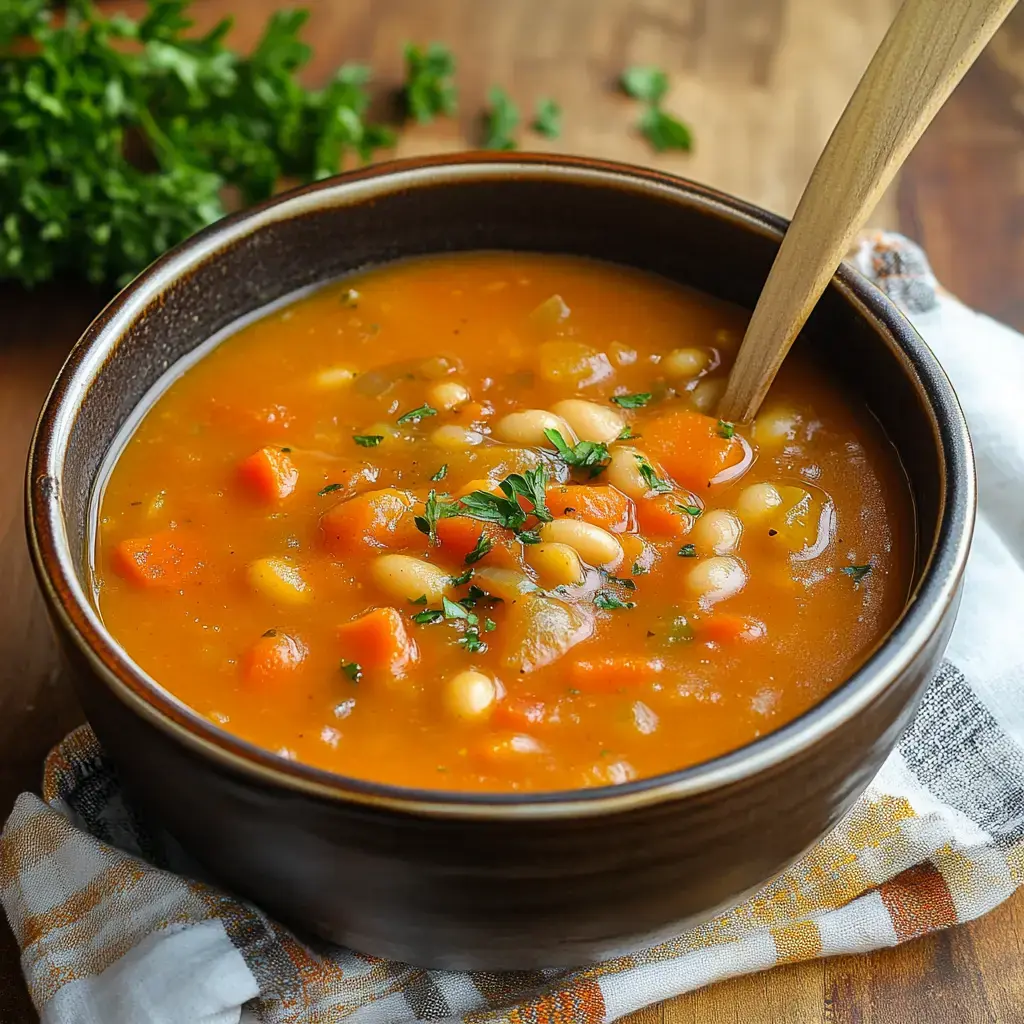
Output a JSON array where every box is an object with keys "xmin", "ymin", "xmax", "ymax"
[
  {"xmin": 410, "ymin": 595, "xmax": 428, "ymax": 605},
  {"xmin": 717, "ymin": 420, "xmax": 736, "ymax": 439},
  {"xmin": 517, "ymin": 529, "xmax": 542, "ymax": 545},
  {"xmin": 402, "ymin": 43, "xmax": 457, "ymax": 124},
  {"xmin": 841, "ymin": 563, "xmax": 873, "ymax": 584},
  {"xmin": 632, "ymin": 562, "xmax": 649, "ymax": 575},
  {"xmin": 677, "ymin": 503, "xmax": 702, "ymax": 517},
  {"xmin": 484, "ymin": 618, "xmax": 497, "ymax": 632},
  {"xmin": 353, "ymin": 434, "xmax": 384, "ymax": 447},
  {"xmin": 460, "ymin": 627, "xmax": 487, "ymax": 653},
  {"xmin": 677, "ymin": 544, "xmax": 696, "ymax": 557},
  {"xmin": 461, "ymin": 532, "xmax": 491, "ymax": 565},
  {"xmin": 595, "ymin": 590, "xmax": 636, "ymax": 611},
  {"xmin": 442, "ymin": 596, "xmax": 470, "ymax": 620},
  {"xmin": 341, "ymin": 661, "xmax": 363, "ymax": 683},
  {"xmin": 441, "ymin": 596, "xmax": 488, "ymax": 652},
  {"xmin": 606, "ymin": 576, "xmax": 637, "ymax": 590},
  {"xmin": 618, "ymin": 426, "xmax": 639, "ymax": 440},
  {"xmin": 532, "ymin": 98, "xmax": 562, "ymax": 138},
  {"xmin": 414, "ymin": 488, "xmax": 459, "ymax": 544},
  {"xmin": 621, "ymin": 66, "xmax": 693, "ymax": 153},
  {"xmin": 611, "ymin": 392, "xmax": 652, "ymax": 409},
  {"xmin": 483, "ymin": 86, "xmax": 519, "ymax": 150},
  {"xmin": 457, "ymin": 467, "xmax": 552, "ymax": 529},
  {"xmin": 318, "ymin": 483, "xmax": 343, "ymax": 496},
  {"xmin": 412, "ymin": 608, "xmax": 444, "ymax": 625},
  {"xmin": 449, "ymin": 567, "xmax": 474, "ymax": 587},
  {"xmin": 397, "ymin": 403, "xmax": 438, "ymax": 425},
  {"xmin": 634, "ymin": 455, "xmax": 672, "ymax": 494},
  {"xmin": 544, "ymin": 428, "xmax": 610, "ymax": 476},
  {"xmin": 262, "ymin": 629, "xmax": 278, "ymax": 638},
  {"xmin": 431, "ymin": 464, "xmax": 449, "ymax": 482}
]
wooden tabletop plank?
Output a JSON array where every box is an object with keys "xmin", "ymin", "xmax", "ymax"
[{"xmin": 2, "ymin": 2, "xmax": 1022, "ymax": 1019}]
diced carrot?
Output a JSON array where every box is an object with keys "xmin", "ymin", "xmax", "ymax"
[
  {"xmin": 240, "ymin": 631, "xmax": 306, "ymax": 690},
  {"xmin": 320, "ymin": 488, "xmax": 421, "ymax": 556},
  {"xmin": 635, "ymin": 494, "xmax": 689, "ymax": 539},
  {"xmin": 435, "ymin": 516, "xmax": 519, "ymax": 568},
  {"xmin": 545, "ymin": 485, "xmax": 635, "ymax": 533},
  {"xmin": 700, "ymin": 614, "xmax": 766, "ymax": 644},
  {"xmin": 568, "ymin": 656, "xmax": 665, "ymax": 693},
  {"xmin": 112, "ymin": 530, "xmax": 204, "ymax": 588},
  {"xmin": 619, "ymin": 534, "xmax": 654, "ymax": 575},
  {"xmin": 238, "ymin": 446, "xmax": 298, "ymax": 502},
  {"xmin": 492, "ymin": 696, "xmax": 550, "ymax": 731},
  {"xmin": 643, "ymin": 410, "xmax": 744, "ymax": 491},
  {"xmin": 336, "ymin": 607, "xmax": 418, "ymax": 676}
]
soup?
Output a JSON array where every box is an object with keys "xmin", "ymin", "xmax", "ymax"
[{"xmin": 93, "ymin": 253, "xmax": 914, "ymax": 792}]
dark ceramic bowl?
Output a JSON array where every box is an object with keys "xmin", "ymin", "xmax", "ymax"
[{"xmin": 27, "ymin": 154, "xmax": 975, "ymax": 969}]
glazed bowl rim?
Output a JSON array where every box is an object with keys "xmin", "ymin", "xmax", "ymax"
[{"xmin": 26, "ymin": 152, "xmax": 976, "ymax": 819}]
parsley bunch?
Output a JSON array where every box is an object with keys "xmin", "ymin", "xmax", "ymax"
[{"xmin": 0, "ymin": 0, "xmax": 394, "ymax": 287}]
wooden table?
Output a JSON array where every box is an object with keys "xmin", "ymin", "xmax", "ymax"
[{"xmin": 2, "ymin": 1, "xmax": 1023, "ymax": 1019}]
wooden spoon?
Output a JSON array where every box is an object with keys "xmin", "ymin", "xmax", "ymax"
[{"xmin": 718, "ymin": 0, "xmax": 1017, "ymax": 424}]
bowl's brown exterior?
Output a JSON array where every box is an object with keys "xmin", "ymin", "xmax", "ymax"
[{"xmin": 26, "ymin": 155, "xmax": 975, "ymax": 969}]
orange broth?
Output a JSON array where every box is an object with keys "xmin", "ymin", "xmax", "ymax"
[{"xmin": 93, "ymin": 253, "xmax": 914, "ymax": 792}]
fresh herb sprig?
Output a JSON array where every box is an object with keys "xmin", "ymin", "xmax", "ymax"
[
  {"xmin": 620, "ymin": 66, "xmax": 693, "ymax": 153},
  {"xmin": 543, "ymin": 428, "xmax": 610, "ymax": 476},
  {"xmin": 483, "ymin": 86, "xmax": 519, "ymax": 149},
  {"xmin": 402, "ymin": 43, "xmax": 457, "ymax": 123}
]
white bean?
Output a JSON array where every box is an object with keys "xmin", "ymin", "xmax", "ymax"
[
  {"xmin": 444, "ymin": 670, "xmax": 497, "ymax": 721},
  {"xmin": 736, "ymin": 483, "xmax": 783, "ymax": 523},
  {"xmin": 526, "ymin": 542, "xmax": 586, "ymax": 587},
  {"xmin": 753, "ymin": 405, "xmax": 800, "ymax": 447},
  {"xmin": 691, "ymin": 509, "xmax": 743, "ymax": 555},
  {"xmin": 371, "ymin": 554, "xmax": 451, "ymax": 604},
  {"xmin": 311, "ymin": 366, "xmax": 356, "ymax": 390},
  {"xmin": 662, "ymin": 347, "xmax": 710, "ymax": 379},
  {"xmin": 473, "ymin": 567, "xmax": 539, "ymax": 603},
  {"xmin": 539, "ymin": 519, "xmax": 623, "ymax": 569},
  {"xmin": 691, "ymin": 377, "xmax": 725, "ymax": 413},
  {"xmin": 550, "ymin": 399, "xmax": 624, "ymax": 444},
  {"xmin": 686, "ymin": 555, "xmax": 747, "ymax": 605},
  {"xmin": 606, "ymin": 446, "xmax": 652, "ymax": 499},
  {"xmin": 428, "ymin": 380, "xmax": 471, "ymax": 411},
  {"xmin": 493, "ymin": 409, "xmax": 574, "ymax": 447},
  {"xmin": 431, "ymin": 425, "xmax": 484, "ymax": 449}
]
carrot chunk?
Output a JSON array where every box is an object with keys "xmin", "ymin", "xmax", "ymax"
[
  {"xmin": 336, "ymin": 607, "xmax": 418, "ymax": 676},
  {"xmin": 320, "ymin": 488, "xmax": 420, "ymax": 556},
  {"xmin": 635, "ymin": 494, "xmax": 690, "ymax": 539},
  {"xmin": 492, "ymin": 696, "xmax": 550, "ymax": 731},
  {"xmin": 700, "ymin": 614, "xmax": 766, "ymax": 644},
  {"xmin": 238, "ymin": 446, "xmax": 298, "ymax": 502},
  {"xmin": 112, "ymin": 531, "xmax": 203, "ymax": 588},
  {"xmin": 643, "ymin": 410, "xmax": 744, "ymax": 491},
  {"xmin": 545, "ymin": 485, "xmax": 636, "ymax": 533},
  {"xmin": 241, "ymin": 631, "xmax": 306, "ymax": 690},
  {"xmin": 435, "ymin": 516, "xmax": 519, "ymax": 568},
  {"xmin": 568, "ymin": 656, "xmax": 665, "ymax": 693}
]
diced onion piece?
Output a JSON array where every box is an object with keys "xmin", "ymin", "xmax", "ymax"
[{"xmin": 503, "ymin": 595, "xmax": 594, "ymax": 673}]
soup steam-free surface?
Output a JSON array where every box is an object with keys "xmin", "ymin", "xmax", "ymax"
[{"xmin": 94, "ymin": 254, "xmax": 913, "ymax": 792}]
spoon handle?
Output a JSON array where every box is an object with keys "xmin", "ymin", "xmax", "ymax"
[{"xmin": 719, "ymin": 0, "xmax": 1017, "ymax": 423}]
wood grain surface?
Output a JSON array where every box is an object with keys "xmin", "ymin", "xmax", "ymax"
[{"xmin": 2, "ymin": 1, "xmax": 1022, "ymax": 1020}]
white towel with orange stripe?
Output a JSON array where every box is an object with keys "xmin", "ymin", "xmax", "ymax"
[{"xmin": 3, "ymin": 233, "xmax": 1023, "ymax": 1024}]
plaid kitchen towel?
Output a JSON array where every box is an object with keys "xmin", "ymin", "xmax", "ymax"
[{"xmin": 3, "ymin": 232, "xmax": 1023, "ymax": 1024}]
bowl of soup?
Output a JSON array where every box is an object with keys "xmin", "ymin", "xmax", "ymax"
[{"xmin": 27, "ymin": 154, "xmax": 974, "ymax": 968}]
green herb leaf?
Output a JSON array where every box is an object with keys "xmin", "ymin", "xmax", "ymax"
[
  {"xmin": 459, "ymin": 627, "xmax": 487, "ymax": 653},
  {"xmin": 414, "ymin": 488, "xmax": 459, "ymax": 544},
  {"xmin": 442, "ymin": 595, "xmax": 471, "ymax": 621},
  {"xmin": 341, "ymin": 661, "xmax": 363, "ymax": 682},
  {"xmin": 667, "ymin": 615, "xmax": 693, "ymax": 643},
  {"xmin": 517, "ymin": 528, "xmax": 542, "ymax": 545},
  {"xmin": 620, "ymin": 66, "xmax": 669, "ymax": 104},
  {"xmin": 501, "ymin": 467, "xmax": 553, "ymax": 521},
  {"xmin": 410, "ymin": 594, "xmax": 428, "ymax": 605},
  {"xmin": 677, "ymin": 543, "xmax": 696, "ymax": 557},
  {"xmin": 841, "ymin": 563, "xmax": 873, "ymax": 584},
  {"xmin": 484, "ymin": 617, "xmax": 497, "ymax": 632},
  {"xmin": 449, "ymin": 567, "xmax": 474, "ymax": 587},
  {"xmin": 632, "ymin": 561, "xmax": 649, "ymax": 575},
  {"xmin": 483, "ymin": 86, "xmax": 519, "ymax": 150},
  {"xmin": 319, "ymin": 483, "xmax": 343, "ymax": 496},
  {"xmin": 717, "ymin": 419, "xmax": 735, "ymax": 439},
  {"xmin": 396, "ymin": 403, "xmax": 438, "ymax": 425},
  {"xmin": 353, "ymin": 434, "xmax": 384, "ymax": 447},
  {"xmin": 595, "ymin": 590, "xmax": 635, "ymax": 611},
  {"xmin": 543, "ymin": 428, "xmax": 611, "ymax": 475},
  {"xmin": 431, "ymin": 464, "xmax": 448, "ymax": 482},
  {"xmin": 532, "ymin": 98, "xmax": 561, "ymax": 138},
  {"xmin": 464, "ymin": 532, "xmax": 492, "ymax": 565},
  {"xmin": 618, "ymin": 426, "xmax": 639, "ymax": 440},
  {"xmin": 606, "ymin": 575, "xmax": 637, "ymax": 590},
  {"xmin": 611, "ymin": 392, "xmax": 652, "ymax": 409},
  {"xmin": 457, "ymin": 467, "xmax": 551, "ymax": 530},
  {"xmin": 639, "ymin": 105, "xmax": 693, "ymax": 153},
  {"xmin": 402, "ymin": 43, "xmax": 457, "ymax": 124},
  {"xmin": 412, "ymin": 608, "xmax": 444, "ymax": 625},
  {"xmin": 0, "ymin": 5, "xmax": 395, "ymax": 289},
  {"xmin": 677, "ymin": 503, "xmax": 702, "ymax": 517},
  {"xmin": 634, "ymin": 455, "xmax": 672, "ymax": 494}
]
